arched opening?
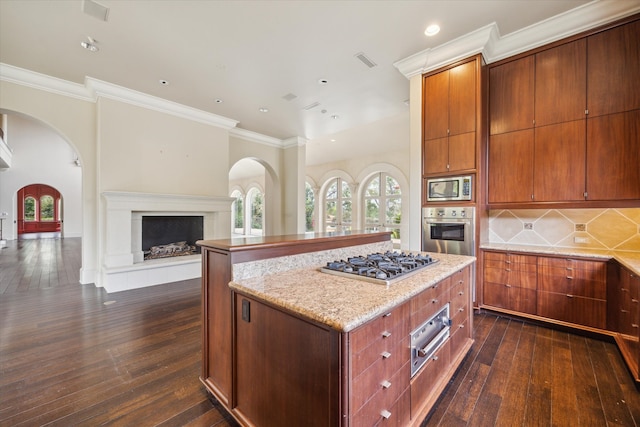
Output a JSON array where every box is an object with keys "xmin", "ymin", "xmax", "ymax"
[{"xmin": 17, "ymin": 183, "xmax": 62, "ymax": 237}]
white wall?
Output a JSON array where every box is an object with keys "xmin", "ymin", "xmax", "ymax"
[{"xmin": 0, "ymin": 114, "xmax": 82, "ymax": 239}]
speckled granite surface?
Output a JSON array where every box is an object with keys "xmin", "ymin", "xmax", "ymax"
[
  {"xmin": 480, "ymin": 243, "xmax": 640, "ymax": 275},
  {"xmin": 230, "ymin": 252, "xmax": 475, "ymax": 333}
]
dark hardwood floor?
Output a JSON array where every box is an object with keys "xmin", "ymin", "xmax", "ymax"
[{"xmin": 1, "ymin": 237, "xmax": 639, "ymax": 426}]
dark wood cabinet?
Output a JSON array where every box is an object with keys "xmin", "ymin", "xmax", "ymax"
[
  {"xmin": 537, "ymin": 257, "xmax": 607, "ymax": 329},
  {"xmin": 609, "ymin": 263, "xmax": 640, "ymax": 381},
  {"xmin": 586, "ymin": 110, "xmax": 640, "ymax": 200},
  {"xmin": 487, "ymin": 129, "xmax": 534, "ymax": 203},
  {"xmin": 483, "ymin": 252, "xmax": 537, "ymax": 314},
  {"xmin": 487, "ymin": 17, "xmax": 640, "ymax": 206},
  {"xmin": 587, "ymin": 19, "xmax": 640, "ymax": 117},
  {"xmin": 489, "ymin": 55, "xmax": 534, "ymax": 135},
  {"xmin": 423, "ymin": 56, "xmax": 480, "ymax": 176}
]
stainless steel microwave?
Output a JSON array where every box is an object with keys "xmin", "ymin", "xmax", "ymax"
[{"xmin": 426, "ymin": 175, "xmax": 472, "ymax": 202}]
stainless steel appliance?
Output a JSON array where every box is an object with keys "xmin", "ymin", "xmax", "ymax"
[
  {"xmin": 410, "ymin": 303, "xmax": 451, "ymax": 377},
  {"xmin": 426, "ymin": 175, "xmax": 472, "ymax": 202},
  {"xmin": 422, "ymin": 206, "xmax": 475, "ymax": 256},
  {"xmin": 320, "ymin": 251, "xmax": 439, "ymax": 286}
]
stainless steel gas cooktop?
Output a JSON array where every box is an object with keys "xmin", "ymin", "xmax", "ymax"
[{"xmin": 319, "ymin": 251, "xmax": 439, "ymax": 285}]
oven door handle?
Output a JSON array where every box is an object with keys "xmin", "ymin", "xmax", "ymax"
[{"xmin": 416, "ymin": 323, "xmax": 450, "ymax": 358}]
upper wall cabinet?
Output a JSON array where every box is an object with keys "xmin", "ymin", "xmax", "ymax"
[
  {"xmin": 487, "ymin": 16, "xmax": 640, "ymax": 206},
  {"xmin": 423, "ymin": 57, "xmax": 481, "ymax": 177}
]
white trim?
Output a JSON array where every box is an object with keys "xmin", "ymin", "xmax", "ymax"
[{"xmin": 230, "ymin": 127, "xmax": 284, "ymax": 147}]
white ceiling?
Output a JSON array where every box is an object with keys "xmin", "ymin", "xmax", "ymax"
[{"xmin": 0, "ymin": 0, "xmax": 624, "ymax": 180}]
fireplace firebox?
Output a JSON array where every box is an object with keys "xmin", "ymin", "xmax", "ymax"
[{"xmin": 142, "ymin": 216, "xmax": 203, "ymax": 259}]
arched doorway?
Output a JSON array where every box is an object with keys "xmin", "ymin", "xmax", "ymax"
[{"xmin": 17, "ymin": 183, "xmax": 62, "ymax": 237}]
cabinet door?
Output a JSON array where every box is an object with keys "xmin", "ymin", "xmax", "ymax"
[
  {"xmin": 535, "ymin": 39, "xmax": 587, "ymax": 127},
  {"xmin": 423, "ymin": 70, "xmax": 450, "ymax": 140},
  {"xmin": 533, "ymin": 120, "xmax": 586, "ymax": 201},
  {"xmin": 488, "ymin": 129, "xmax": 534, "ymax": 203},
  {"xmin": 448, "ymin": 132, "xmax": 476, "ymax": 173},
  {"xmin": 489, "ymin": 56, "xmax": 535, "ymax": 135},
  {"xmin": 423, "ymin": 137, "xmax": 449, "ymax": 175},
  {"xmin": 449, "ymin": 60, "xmax": 476, "ymax": 136},
  {"xmin": 587, "ymin": 20, "xmax": 640, "ymax": 117},
  {"xmin": 586, "ymin": 110, "xmax": 640, "ymax": 200}
]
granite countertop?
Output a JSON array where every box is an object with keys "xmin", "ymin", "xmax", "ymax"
[
  {"xmin": 229, "ymin": 253, "xmax": 475, "ymax": 333},
  {"xmin": 480, "ymin": 243, "xmax": 640, "ymax": 276}
]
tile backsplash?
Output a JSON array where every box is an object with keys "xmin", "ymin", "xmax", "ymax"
[{"xmin": 488, "ymin": 208, "xmax": 640, "ymax": 252}]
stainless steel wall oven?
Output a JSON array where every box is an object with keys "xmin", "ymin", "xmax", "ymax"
[{"xmin": 422, "ymin": 207, "xmax": 475, "ymax": 256}]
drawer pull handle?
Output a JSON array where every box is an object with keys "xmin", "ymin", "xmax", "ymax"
[
  {"xmin": 566, "ymin": 294, "xmax": 574, "ymax": 298},
  {"xmin": 566, "ymin": 276, "xmax": 574, "ymax": 280},
  {"xmin": 621, "ymin": 288, "xmax": 628, "ymax": 292},
  {"xmin": 566, "ymin": 267, "xmax": 573, "ymax": 271},
  {"xmin": 381, "ymin": 380, "xmax": 391, "ymax": 389},
  {"xmin": 621, "ymin": 309, "xmax": 629, "ymax": 313},
  {"xmin": 505, "ymin": 284, "xmax": 512, "ymax": 288},
  {"xmin": 458, "ymin": 291, "xmax": 464, "ymax": 296},
  {"xmin": 432, "ymin": 355, "xmax": 439, "ymax": 361},
  {"xmin": 380, "ymin": 410, "xmax": 392, "ymax": 419},
  {"xmin": 432, "ymin": 299, "xmax": 439, "ymax": 304},
  {"xmin": 459, "ymin": 307, "xmax": 465, "ymax": 312},
  {"xmin": 633, "ymin": 299, "xmax": 639, "ymax": 304},
  {"xmin": 505, "ymin": 268, "xmax": 511, "ymax": 272},
  {"xmin": 382, "ymin": 331, "xmax": 391, "ymax": 338},
  {"xmin": 505, "ymin": 260, "xmax": 511, "ymax": 264},
  {"xmin": 383, "ymin": 312, "xmax": 392, "ymax": 317},
  {"xmin": 633, "ymin": 324, "xmax": 639, "ymax": 329},
  {"xmin": 459, "ymin": 324, "xmax": 465, "ymax": 329},
  {"xmin": 381, "ymin": 351, "xmax": 391, "ymax": 359}
]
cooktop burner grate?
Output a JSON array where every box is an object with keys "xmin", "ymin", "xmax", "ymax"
[{"xmin": 320, "ymin": 251, "xmax": 438, "ymax": 285}]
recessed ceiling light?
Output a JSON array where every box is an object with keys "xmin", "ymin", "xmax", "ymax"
[
  {"xmin": 215, "ymin": 98, "xmax": 223, "ymax": 104},
  {"xmin": 159, "ymin": 79, "xmax": 169, "ymax": 85},
  {"xmin": 80, "ymin": 36, "xmax": 99, "ymax": 52},
  {"xmin": 318, "ymin": 79, "xmax": 328, "ymax": 85},
  {"xmin": 259, "ymin": 107, "xmax": 269, "ymax": 113},
  {"xmin": 331, "ymin": 114, "xmax": 339, "ymax": 120},
  {"xmin": 424, "ymin": 24, "xmax": 440, "ymax": 36},
  {"xmin": 330, "ymin": 139, "xmax": 336, "ymax": 142}
]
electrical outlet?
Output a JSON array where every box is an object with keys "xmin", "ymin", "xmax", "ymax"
[
  {"xmin": 524, "ymin": 223, "xmax": 533, "ymax": 230},
  {"xmin": 575, "ymin": 223, "xmax": 586, "ymax": 232},
  {"xmin": 574, "ymin": 236, "xmax": 590, "ymax": 244}
]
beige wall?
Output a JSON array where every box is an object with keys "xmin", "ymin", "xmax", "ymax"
[{"xmin": 98, "ymin": 98, "xmax": 229, "ymax": 196}]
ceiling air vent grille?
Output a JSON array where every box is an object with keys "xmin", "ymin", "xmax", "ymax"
[
  {"xmin": 303, "ymin": 102, "xmax": 321, "ymax": 110},
  {"xmin": 355, "ymin": 52, "xmax": 377, "ymax": 68},
  {"xmin": 82, "ymin": 0, "xmax": 110, "ymax": 21},
  {"xmin": 282, "ymin": 93, "xmax": 297, "ymax": 101}
]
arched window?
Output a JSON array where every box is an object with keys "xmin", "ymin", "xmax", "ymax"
[
  {"xmin": 363, "ymin": 173, "xmax": 402, "ymax": 247},
  {"xmin": 231, "ymin": 190, "xmax": 244, "ymax": 235},
  {"xmin": 40, "ymin": 195, "xmax": 54, "ymax": 221},
  {"xmin": 248, "ymin": 188, "xmax": 264, "ymax": 236},
  {"xmin": 324, "ymin": 178, "xmax": 351, "ymax": 232},
  {"xmin": 305, "ymin": 182, "xmax": 315, "ymax": 232},
  {"xmin": 24, "ymin": 196, "xmax": 36, "ymax": 221}
]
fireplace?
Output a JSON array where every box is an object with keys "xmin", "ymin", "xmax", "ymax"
[
  {"xmin": 101, "ymin": 192, "xmax": 233, "ymax": 293},
  {"xmin": 142, "ymin": 215, "xmax": 203, "ymax": 259}
]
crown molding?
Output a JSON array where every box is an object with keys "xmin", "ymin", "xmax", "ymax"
[
  {"xmin": 283, "ymin": 136, "xmax": 308, "ymax": 148},
  {"xmin": 0, "ymin": 63, "xmax": 238, "ymax": 130},
  {"xmin": 230, "ymin": 127, "xmax": 284, "ymax": 148},
  {"xmin": 394, "ymin": 0, "xmax": 640, "ymax": 78}
]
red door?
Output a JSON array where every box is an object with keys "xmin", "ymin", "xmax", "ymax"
[{"xmin": 17, "ymin": 184, "xmax": 62, "ymax": 235}]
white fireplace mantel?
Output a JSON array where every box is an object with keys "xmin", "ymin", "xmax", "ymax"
[{"xmin": 100, "ymin": 191, "xmax": 233, "ymax": 293}]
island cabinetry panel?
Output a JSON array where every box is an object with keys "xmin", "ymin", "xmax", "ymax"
[
  {"xmin": 410, "ymin": 276, "xmax": 450, "ymax": 330},
  {"xmin": 483, "ymin": 252, "xmax": 537, "ymax": 314},
  {"xmin": 422, "ymin": 56, "xmax": 480, "ymax": 176},
  {"xmin": 234, "ymin": 294, "xmax": 340, "ymax": 427},
  {"xmin": 537, "ymin": 257, "xmax": 606, "ymax": 329}
]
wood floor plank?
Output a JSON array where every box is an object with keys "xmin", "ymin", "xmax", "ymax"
[{"xmin": 568, "ymin": 334, "xmax": 608, "ymax": 426}]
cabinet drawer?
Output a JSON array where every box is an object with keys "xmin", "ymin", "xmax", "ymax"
[
  {"xmin": 351, "ymin": 341, "xmax": 409, "ymax": 413},
  {"xmin": 537, "ymin": 291, "xmax": 606, "ymax": 329},
  {"xmin": 485, "ymin": 266, "xmax": 537, "ymax": 289},
  {"xmin": 351, "ymin": 331, "xmax": 409, "ymax": 380},
  {"xmin": 451, "ymin": 299, "xmax": 468, "ymax": 330},
  {"xmin": 538, "ymin": 257, "xmax": 606, "ymax": 274},
  {"xmin": 375, "ymin": 387, "xmax": 410, "ymax": 427},
  {"xmin": 411, "ymin": 278, "xmax": 450, "ymax": 330},
  {"xmin": 484, "ymin": 281, "xmax": 537, "ymax": 314},
  {"xmin": 538, "ymin": 272, "xmax": 606, "ymax": 299},
  {"xmin": 351, "ymin": 301, "xmax": 409, "ymax": 352},
  {"xmin": 484, "ymin": 252, "xmax": 537, "ymax": 268},
  {"xmin": 449, "ymin": 317, "xmax": 471, "ymax": 359},
  {"xmin": 351, "ymin": 361, "xmax": 410, "ymax": 426}
]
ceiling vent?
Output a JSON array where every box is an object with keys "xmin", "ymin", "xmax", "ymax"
[
  {"xmin": 303, "ymin": 101, "xmax": 321, "ymax": 111},
  {"xmin": 355, "ymin": 52, "xmax": 377, "ymax": 68},
  {"xmin": 82, "ymin": 0, "xmax": 110, "ymax": 22},
  {"xmin": 282, "ymin": 93, "xmax": 298, "ymax": 101}
]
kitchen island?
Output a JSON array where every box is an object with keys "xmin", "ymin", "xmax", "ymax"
[{"xmin": 197, "ymin": 231, "xmax": 475, "ymax": 426}]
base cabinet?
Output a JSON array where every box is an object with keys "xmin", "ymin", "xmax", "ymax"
[
  {"xmin": 232, "ymin": 265, "xmax": 473, "ymax": 426},
  {"xmin": 609, "ymin": 262, "xmax": 640, "ymax": 381}
]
